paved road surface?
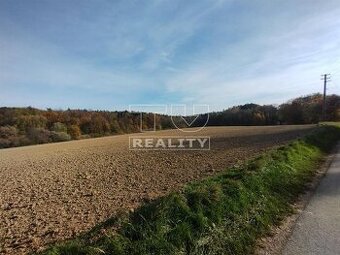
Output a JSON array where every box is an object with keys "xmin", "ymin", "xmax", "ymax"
[{"xmin": 283, "ymin": 145, "xmax": 340, "ymax": 255}]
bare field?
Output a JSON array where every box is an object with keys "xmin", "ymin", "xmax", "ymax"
[{"xmin": 0, "ymin": 125, "xmax": 316, "ymax": 254}]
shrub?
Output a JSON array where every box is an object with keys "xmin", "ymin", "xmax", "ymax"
[
  {"xmin": 50, "ymin": 132, "xmax": 71, "ymax": 142},
  {"xmin": 0, "ymin": 138, "xmax": 11, "ymax": 148},
  {"xmin": 0, "ymin": 126, "xmax": 21, "ymax": 148},
  {"xmin": 0, "ymin": 125, "xmax": 18, "ymax": 139},
  {"xmin": 27, "ymin": 128, "xmax": 51, "ymax": 144}
]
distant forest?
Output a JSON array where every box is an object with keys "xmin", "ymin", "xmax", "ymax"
[{"xmin": 0, "ymin": 93, "xmax": 339, "ymax": 148}]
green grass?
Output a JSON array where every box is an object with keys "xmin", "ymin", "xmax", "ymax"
[
  {"xmin": 39, "ymin": 125, "xmax": 340, "ymax": 255},
  {"xmin": 320, "ymin": 121, "xmax": 340, "ymax": 128}
]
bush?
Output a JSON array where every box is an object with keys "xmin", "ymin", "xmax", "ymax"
[
  {"xmin": 0, "ymin": 126, "xmax": 18, "ymax": 139},
  {"xmin": 27, "ymin": 128, "xmax": 51, "ymax": 144},
  {"xmin": 0, "ymin": 126, "xmax": 21, "ymax": 148},
  {"xmin": 0, "ymin": 138, "xmax": 11, "ymax": 148},
  {"xmin": 50, "ymin": 132, "xmax": 71, "ymax": 142}
]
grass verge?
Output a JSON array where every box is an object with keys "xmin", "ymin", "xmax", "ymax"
[{"xmin": 40, "ymin": 125, "xmax": 340, "ymax": 255}]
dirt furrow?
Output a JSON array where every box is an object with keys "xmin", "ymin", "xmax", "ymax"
[{"xmin": 0, "ymin": 125, "xmax": 315, "ymax": 254}]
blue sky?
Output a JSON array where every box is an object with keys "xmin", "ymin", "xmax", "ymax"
[{"xmin": 1, "ymin": 0, "xmax": 340, "ymax": 111}]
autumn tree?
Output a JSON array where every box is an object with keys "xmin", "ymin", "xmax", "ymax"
[{"xmin": 67, "ymin": 125, "xmax": 82, "ymax": 139}]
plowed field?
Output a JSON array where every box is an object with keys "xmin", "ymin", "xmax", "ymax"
[{"xmin": 0, "ymin": 125, "xmax": 316, "ymax": 254}]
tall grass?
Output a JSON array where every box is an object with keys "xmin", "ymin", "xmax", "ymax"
[{"xmin": 40, "ymin": 125, "xmax": 340, "ymax": 255}]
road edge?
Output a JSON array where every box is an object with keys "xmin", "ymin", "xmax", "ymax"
[{"xmin": 254, "ymin": 143, "xmax": 339, "ymax": 255}]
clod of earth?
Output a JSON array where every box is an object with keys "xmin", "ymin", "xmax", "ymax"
[{"xmin": 0, "ymin": 125, "xmax": 315, "ymax": 255}]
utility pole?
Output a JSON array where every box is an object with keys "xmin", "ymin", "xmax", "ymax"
[{"xmin": 321, "ymin": 74, "xmax": 331, "ymax": 121}]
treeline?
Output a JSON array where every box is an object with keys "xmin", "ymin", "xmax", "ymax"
[
  {"xmin": 202, "ymin": 104, "xmax": 279, "ymax": 126},
  {"xmin": 194, "ymin": 93, "xmax": 339, "ymax": 126},
  {"xmin": 0, "ymin": 108, "xmax": 163, "ymax": 148},
  {"xmin": 279, "ymin": 93, "xmax": 339, "ymax": 124},
  {"xmin": 0, "ymin": 93, "xmax": 339, "ymax": 148}
]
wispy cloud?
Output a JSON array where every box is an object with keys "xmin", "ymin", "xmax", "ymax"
[{"xmin": 0, "ymin": 0, "xmax": 339, "ymax": 110}]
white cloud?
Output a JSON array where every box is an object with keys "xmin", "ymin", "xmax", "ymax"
[
  {"xmin": 0, "ymin": 0, "xmax": 340, "ymax": 110},
  {"xmin": 163, "ymin": 4, "xmax": 340, "ymax": 110}
]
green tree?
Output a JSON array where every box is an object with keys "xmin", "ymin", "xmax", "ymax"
[
  {"xmin": 51, "ymin": 122, "xmax": 67, "ymax": 133},
  {"xmin": 17, "ymin": 115, "xmax": 47, "ymax": 131}
]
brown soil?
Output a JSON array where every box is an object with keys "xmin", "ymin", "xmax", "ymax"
[{"xmin": 0, "ymin": 125, "xmax": 315, "ymax": 255}]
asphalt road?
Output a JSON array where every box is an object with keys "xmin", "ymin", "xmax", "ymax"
[{"xmin": 282, "ymin": 145, "xmax": 340, "ymax": 255}]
